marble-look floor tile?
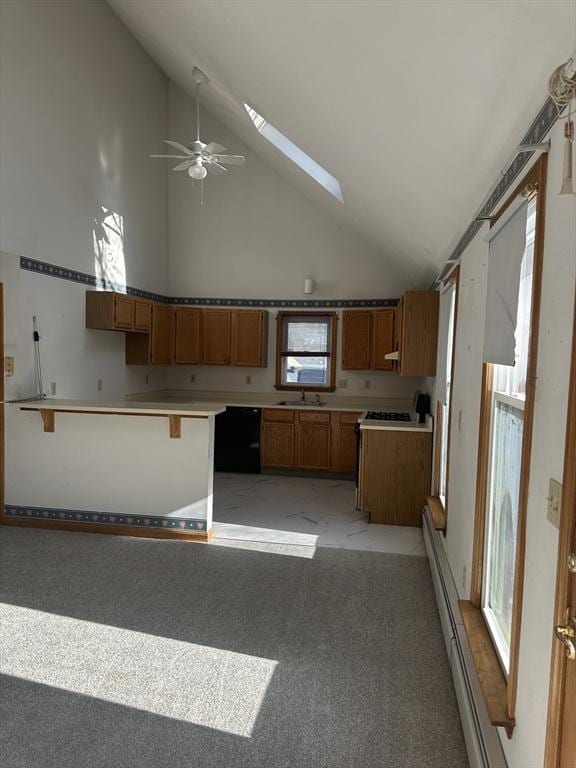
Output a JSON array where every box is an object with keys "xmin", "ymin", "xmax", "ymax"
[{"xmin": 213, "ymin": 472, "xmax": 425, "ymax": 557}]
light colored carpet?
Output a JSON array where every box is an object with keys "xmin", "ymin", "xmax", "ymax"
[{"xmin": 0, "ymin": 527, "xmax": 468, "ymax": 768}]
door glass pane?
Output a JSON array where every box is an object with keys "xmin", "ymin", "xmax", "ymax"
[
  {"xmin": 283, "ymin": 356, "xmax": 328, "ymax": 385},
  {"xmin": 286, "ymin": 318, "xmax": 329, "ymax": 353},
  {"xmin": 484, "ymin": 399, "xmax": 523, "ymax": 668}
]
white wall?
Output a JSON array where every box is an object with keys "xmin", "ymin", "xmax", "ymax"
[
  {"xmin": 432, "ymin": 117, "xmax": 575, "ymax": 767},
  {"xmin": 168, "ymin": 82, "xmax": 410, "ymax": 301},
  {"xmin": 0, "ymin": 0, "xmax": 170, "ymax": 400}
]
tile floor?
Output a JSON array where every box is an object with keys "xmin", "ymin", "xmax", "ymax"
[{"xmin": 213, "ymin": 472, "xmax": 425, "ymax": 556}]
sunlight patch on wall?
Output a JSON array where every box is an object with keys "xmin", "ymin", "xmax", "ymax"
[
  {"xmin": 244, "ymin": 104, "xmax": 343, "ymax": 203},
  {"xmin": 0, "ymin": 604, "xmax": 277, "ymax": 737},
  {"xmin": 93, "ymin": 206, "xmax": 127, "ymax": 291}
]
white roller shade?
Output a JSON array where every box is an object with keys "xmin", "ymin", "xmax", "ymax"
[
  {"xmin": 436, "ymin": 282, "xmax": 455, "ymax": 404},
  {"xmin": 483, "ymin": 198, "xmax": 528, "ymax": 366}
]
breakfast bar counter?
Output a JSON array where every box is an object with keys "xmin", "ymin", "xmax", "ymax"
[{"xmin": 4, "ymin": 399, "xmax": 226, "ymax": 541}]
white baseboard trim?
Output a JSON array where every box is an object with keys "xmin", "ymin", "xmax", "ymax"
[{"xmin": 423, "ymin": 507, "xmax": 508, "ymax": 768}]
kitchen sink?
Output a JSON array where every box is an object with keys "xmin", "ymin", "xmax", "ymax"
[{"xmin": 276, "ymin": 400, "xmax": 326, "ymax": 407}]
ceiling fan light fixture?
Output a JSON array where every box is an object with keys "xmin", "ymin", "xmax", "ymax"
[{"xmin": 188, "ymin": 163, "xmax": 207, "ymax": 180}]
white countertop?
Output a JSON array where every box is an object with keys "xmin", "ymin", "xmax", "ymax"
[
  {"xmin": 127, "ymin": 389, "xmax": 415, "ymax": 414},
  {"xmin": 358, "ymin": 413, "xmax": 433, "ymax": 433},
  {"xmin": 14, "ymin": 399, "xmax": 226, "ymax": 417}
]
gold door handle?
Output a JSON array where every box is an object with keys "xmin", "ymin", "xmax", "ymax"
[{"xmin": 555, "ymin": 617, "xmax": 576, "ymax": 661}]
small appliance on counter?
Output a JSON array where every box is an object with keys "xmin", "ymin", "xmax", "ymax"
[{"xmin": 414, "ymin": 392, "xmax": 431, "ymax": 424}]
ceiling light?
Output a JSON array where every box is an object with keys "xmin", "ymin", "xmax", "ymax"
[{"xmin": 188, "ymin": 163, "xmax": 207, "ymax": 180}]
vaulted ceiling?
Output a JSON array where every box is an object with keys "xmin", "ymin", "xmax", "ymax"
[{"xmin": 109, "ymin": 0, "xmax": 574, "ymax": 286}]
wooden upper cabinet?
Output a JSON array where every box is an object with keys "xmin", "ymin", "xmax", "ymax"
[
  {"xmin": 174, "ymin": 308, "xmax": 203, "ymax": 364},
  {"xmin": 134, "ymin": 300, "xmax": 152, "ymax": 332},
  {"xmin": 232, "ymin": 310, "xmax": 268, "ymax": 367},
  {"xmin": 398, "ymin": 291, "xmax": 439, "ymax": 377},
  {"xmin": 372, "ymin": 309, "xmax": 395, "ymax": 370},
  {"xmin": 86, "ymin": 291, "xmax": 137, "ymax": 332},
  {"xmin": 203, "ymin": 309, "xmax": 232, "ymax": 365},
  {"xmin": 150, "ymin": 304, "xmax": 174, "ymax": 364},
  {"xmin": 342, "ymin": 311, "xmax": 372, "ymax": 370}
]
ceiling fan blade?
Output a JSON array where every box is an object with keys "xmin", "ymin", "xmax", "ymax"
[
  {"xmin": 164, "ymin": 139, "xmax": 195, "ymax": 155},
  {"xmin": 212, "ymin": 154, "xmax": 245, "ymax": 166},
  {"xmin": 150, "ymin": 154, "xmax": 189, "ymax": 159},
  {"xmin": 206, "ymin": 161, "xmax": 227, "ymax": 175},
  {"xmin": 204, "ymin": 141, "xmax": 226, "ymax": 155},
  {"xmin": 172, "ymin": 160, "xmax": 194, "ymax": 171}
]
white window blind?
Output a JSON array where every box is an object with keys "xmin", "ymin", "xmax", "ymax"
[{"xmin": 483, "ymin": 198, "xmax": 529, "ymax": 366}]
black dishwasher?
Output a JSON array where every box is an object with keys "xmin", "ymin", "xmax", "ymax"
[{"xmin": 214, "ymin": 407, "xmax": 262, "ymax": 473}]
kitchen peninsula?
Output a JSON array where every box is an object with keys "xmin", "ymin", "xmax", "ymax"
[{"xmin": 4, "ymin": 399, "xmax": 225, "ymax": 540}]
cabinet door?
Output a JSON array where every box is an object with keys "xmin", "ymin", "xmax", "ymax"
[
  {"xmin": 232, "ymin": 310, "xmax": 268, "ymax": 367},
  {"xmin": 331, "ymin": 412, "xmax": 361, "ymax": 471},
  {"xmin": 372, "ymin": 309, "xmax": 395, "ymax": 370},
  {"xmin": 150, "ymin": 304, "xmax": 173, "ymax": 364},
  {"xmin": 342, "ymin": 311, "xmax": 372, "ymax": 369},
  {"xmin": 399, "ymin": 291, "xmax": 439, "ymax": 377},
  {"xmin": 261, "ymin": 422, "xmax": 294, "ymax": 467},
  {"xmin": 174, "ymin": 309, "xmax": 203, "ymax": 364},
  {"xmin": 204, "ymin": 310, "xmax": 232, "ymax": 365},
  {"xmin": 114, "ymin": 295, "xmax": 134, "ymax": 330},
  {"xmin": 134, "ymin": 300, "xmax": 151, "ymax": 332},
  {"xmin": 297, "ymin": 412, "xmax": 331, "ymax": 469}
]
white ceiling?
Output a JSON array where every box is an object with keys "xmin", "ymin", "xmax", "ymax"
[{"xmin": 108, "ymin": 0, "xmax": 575, "ymax": 286}]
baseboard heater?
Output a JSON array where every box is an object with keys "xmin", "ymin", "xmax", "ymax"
[{"xmin": 422, "ymin": 508, "xmax": 508, "ymax": 768}]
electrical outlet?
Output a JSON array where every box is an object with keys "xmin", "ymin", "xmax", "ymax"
[
  {"xmin": 462, "ymin": 564, "xmax": 467, "ymax": 591},
  {"xmin": 5, "ymin": 357, "xmax": 14, "ymax": 376},
  {"xmin": 50, "ymin": 382, "xmax": 56, "ymax": 396},
  {"xmin": 547, "ymin": 478, "xmax": 562, "ymax": 528},
  {"xmin": 144, "ymin": 374, "xmax": 149, "ymax": 385},
  {"xmin": 97, "ymin": 379, "xmax": 103, "ymax": 392},
  {"xmin": 190, "ymin": 374, "xmax": 196, "ymax": 384},
  {"xmin": 338, "ymin": 379, "xmax": 348, "ymax": 389},
  {"xmin": 364, "ymin": 379, "xmax": 371, "ymax": 390},
  {"xmin": 246, "ymin": 375, "xmax": 252, "ymax": 385},
  {"xmin": 458, "ymin": 410, "xmax": 463, "ymax": 431}
]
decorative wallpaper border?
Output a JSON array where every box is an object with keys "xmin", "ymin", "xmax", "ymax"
[
  {"xmin": 19, "ymin": 258, "xmax": 398, "ymax": 308},
  {"xmin": 4, "ymin": 504, "xmax": 207, "ymax": 531},
  {"xmin": 445, "ymin": 96, "xmax": 563, "ymax": 268}
]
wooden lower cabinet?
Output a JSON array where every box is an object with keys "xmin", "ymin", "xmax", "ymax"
[
  {"xmin": 261, "ymin": 410, "xmax": 295, "ymax": 468},
  {"xmin": 261, "ymin": 409, "xmax": 360, "ymax": 473},
  {"xmin": 331, "ymin": 411, "xmax": 361, "ymax": 471},
  {"xmin": 359, "ymin": 428, "xmax": 432, "ymax": 526},
  {"xmin": 297, "ymin": 412, "xmax": 331, "ymax": 469}
]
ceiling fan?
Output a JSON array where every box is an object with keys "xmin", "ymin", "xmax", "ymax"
[{"xmin": 150, "ymin": 67, "xmax": 245, "ymax": 182}]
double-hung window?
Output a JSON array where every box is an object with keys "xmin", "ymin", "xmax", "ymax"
[
  {"xmin": 275, "ymin": 312, "xmax": 337, "ymax": 391},
  {"xmin": 429, "ymin": 268, "xmax": 458, "ymax": 529},
  {"xmin": 464, "ymin": 155, "xmax": 546, "ymax": 735},
  {"xmin": 482, "ymin": 199, "xmax": 536, "ymax": 672}
]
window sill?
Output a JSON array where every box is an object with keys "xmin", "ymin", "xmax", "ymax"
[
  {"xmin": 458, "ymin": 600, "xmax": 515, "ymax": 738},
  {"xmin": 426, "ymin": 496, "xmax": 446, "ymax": 531},
  {"xmin": 274, "ymin": 384, "xmax": 336, "ymax": 393}
]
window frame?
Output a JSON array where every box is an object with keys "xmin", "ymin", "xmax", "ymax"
[
  {"xmin": 465, "ymin": 155, "xmax": 548, "ymax": 735},
  {"xmin": 274, "ymin": 311, "xmax": 338, "ymax": 392},
  {"xmin": 428, "ymin": 266, "xmax": 459, "ymax": 533}
]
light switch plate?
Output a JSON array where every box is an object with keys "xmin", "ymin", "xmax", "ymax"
[{"xmin": 547, "ymin": 478, "xmax": 562, "ymax": 528}]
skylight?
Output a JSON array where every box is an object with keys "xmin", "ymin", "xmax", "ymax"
[{"xmin": 244, "ymin": 104, "xmax": 343, "ymax": 203}]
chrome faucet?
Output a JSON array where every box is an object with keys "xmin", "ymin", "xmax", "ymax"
[
  {"xmin": 314, "ymin": 393, "xmax": 321, "ymax": 405},
  {"xmin": 300, "ymin": 389, "xmax": 306, "ymax": 403}
]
